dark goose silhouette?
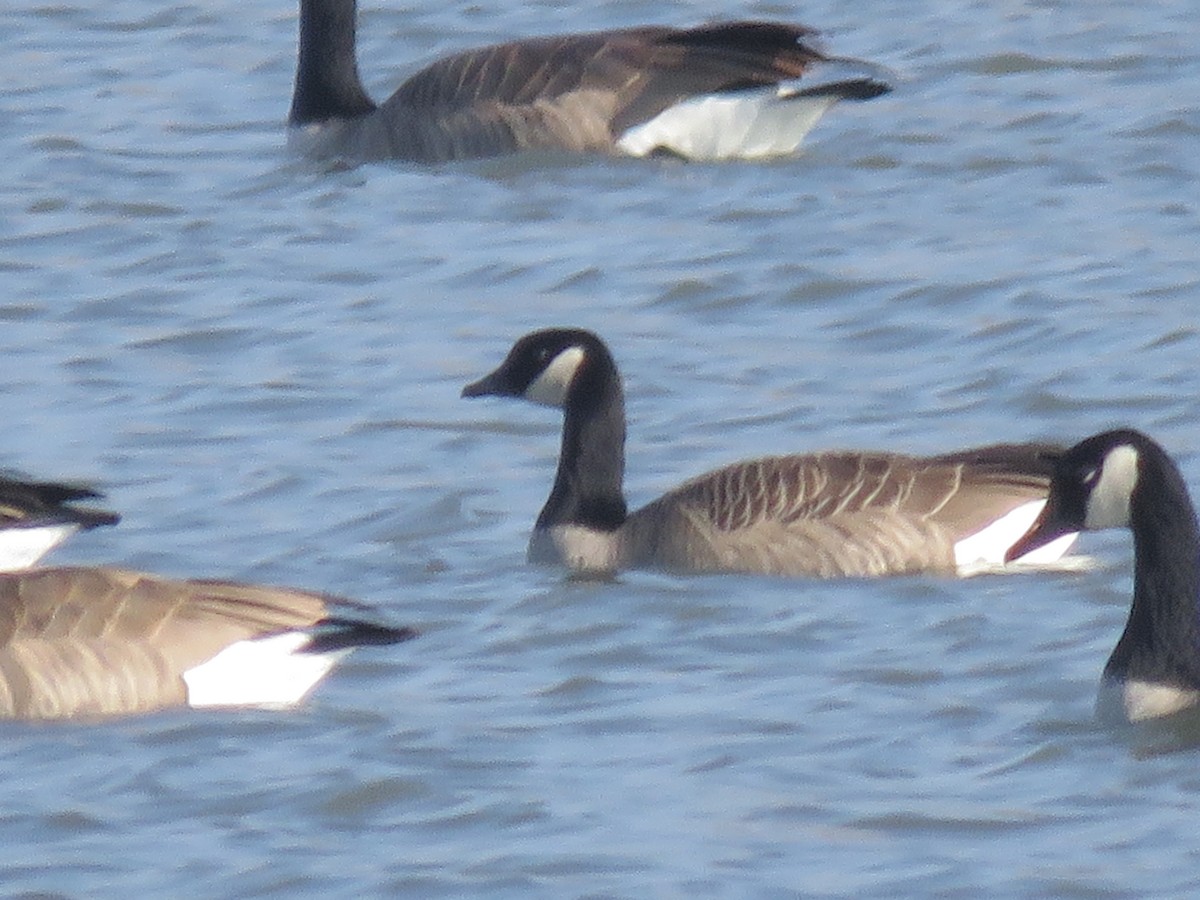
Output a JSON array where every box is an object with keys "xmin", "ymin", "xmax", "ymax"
[
  {"xmin": 289, "ymin": 1, "xmax": 891, "ymax": 162},
  {"xmin": 0, "ymin": 566, "xmax": 415, "ymax": 720},
  {"xmin": 1007, "ymin": 429, "xmax": 1200, "ymax": 724},
  {"xmin": 462, "ymin": 328, "xmax": 1079, "ymax": 578},
  {"xmin": 0, "ymin": 475, "xmax": 120, "ymax": 571}
]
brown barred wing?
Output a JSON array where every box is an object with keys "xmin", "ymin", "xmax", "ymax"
[
  {"xmin": 625, "ymin": 446, "xmax": 1058, "ymax": 577},
  {"xmin": 0, "ymin": 567, "xmax": 331, "ymax": 719},
  {"xmin": 377, "ymin": 23, "xmax": 829, "ymax": 159}
]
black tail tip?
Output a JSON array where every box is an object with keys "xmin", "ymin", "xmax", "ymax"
[
  {"xmin": 307, "ymin": 620, "xmax": 419, "ymax": 653},
  {"xmin": 844, "ymin": 79, "xmax": 892, "ymax": 101},
  {"xmin": 791, "ymin": 78, "xmax": 891, "ymax": 102},
  {"xmin": 80, "ymin": 509, "xmax": 121, "ymax": 529}
]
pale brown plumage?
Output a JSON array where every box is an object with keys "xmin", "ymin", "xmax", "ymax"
[
  {"xmin": 0, "ymin": 567, "xmax": 410, "ymax": 720},
  {"xmin": 379, "ymin": 25, "xmax": 826, "ymax": 158},
  {"xmin": 620, "ymin": 448, "xmax": 1058, "ymax": 577}
]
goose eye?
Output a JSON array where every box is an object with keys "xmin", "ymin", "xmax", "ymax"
[
  {"xmin": 535, "ymin": 348, "xmax": 551, "ymax": 365},
  {"xmin": 1080, "ymin": 466, "xmax": 1100, "ymax": 487}
]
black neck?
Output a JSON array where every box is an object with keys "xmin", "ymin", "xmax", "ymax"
[
  {"xmin": 536, "ymin": 354, "xmax": 628, "ymax": 532},
  {"xmin": 1105, "ymin": 448, "xmax": 1200, "ymax": 689},
  {"xmin": 289, "ymin": 0, "xmax": 377, "ymax": 124}
]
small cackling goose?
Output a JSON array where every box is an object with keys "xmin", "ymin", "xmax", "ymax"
[
  {"xmin": 0, "ymin": 566, "xmax": 415, "ymax": 720},
  {"xmin": 1005, "ymin": 429, "xmax": 1200, "ymax": 725},
  {"xmin": 289, "ymin": 0, "xmax": 891, "ymax": 163},
  {"xmin": 0, "ymin": 475, "xmax": 120, "ymax": 572},
  {"xmin": 462, "ymin": 328, "xmax": 1078, "ymax": 578}
]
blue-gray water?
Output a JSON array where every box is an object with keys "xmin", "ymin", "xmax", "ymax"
[{"xmin": 3, "ymin": 0, "xmax": 1200, "ymax": 895}]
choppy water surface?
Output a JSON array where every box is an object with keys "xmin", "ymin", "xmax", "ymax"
[{"xmin": 2, "ymin": 0, "xmax": 1200, "ymax": 894}]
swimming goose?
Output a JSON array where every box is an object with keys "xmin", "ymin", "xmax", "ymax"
[
  {"xmin": 461, "ymin": 328, "xmax": 1078, "ymax": 578},
  {"xmin": 0, "ymin": 566, "xmax": 415, "ymax": 720},
  {"xmin": 0, "ymin": 475, "xmax": 120, "ymax": 572},
  {"xmin": 1005, "ymin": 429, "xmax": 1200, "ymax": 724},
  {"xmin": 289, "ymin": 1, "xmax": 891, "ymax": 163}
]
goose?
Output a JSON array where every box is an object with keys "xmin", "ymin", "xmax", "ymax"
[
  {"xmin": 1004, "ymin": 429, "xmax": 1200, "ymax": 724},
  {"xmin": 0, "ymin": 565, "xmax": 415, "ymax": 720},
  {"xmin": 461, "ymin": 328, "xmax": 1078, "ymax": 578},
  {"xmin": 288, "ymin": 0, "xmax": 891, "ymax": 163},
  {"xmin": 0, "ymin": 475, "xmax": 120, "ymax": 572}
]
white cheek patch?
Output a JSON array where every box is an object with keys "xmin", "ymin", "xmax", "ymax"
[
  {"xmin": 525, "ymin": 346, "xmax": 585, "ymax": 408},
  {"xmin": 1085, "ymin": 445, "xmax": 1139, "ymax": 530}
]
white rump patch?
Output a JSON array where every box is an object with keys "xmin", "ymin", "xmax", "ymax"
[
  {"xmin": 1086, "ymin": 445, "xmax": 1139, "ymax": 530},
  {"xmin": 0, "ymin": 524, "xmax": 80, "ymax": 572},
  {"xmin": 954, "ymin": 499, "xmax": 1078, "ymax": 573},
  {"xmin": 1097, "ymin": 676, "xmax": 1200, "ymax": 724},
  {"xmin": 616, "ymin": 88, "xmax": 839, "ymax": 161},
  {"xmin": 183, "ymin": 631, "xmax": 351, "ymax": 709},
  {"xmin": 525, "ymin": 346, "xmax": 586, "ymax": 408}
]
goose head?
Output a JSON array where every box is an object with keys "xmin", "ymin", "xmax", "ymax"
[
  {"xmin": 461, "ymin": 328, "xmax": 615, "ymax": 409},
  {"xmin": 1005, "ymin": 429, "xmax": 1146, "ymax": 561}
]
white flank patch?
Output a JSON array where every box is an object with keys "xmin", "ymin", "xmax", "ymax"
[
  {"xmin": 616, "ymin": 89, "xmax": 838, "ymax": 161},
  {"xmin": 525, "ymin": 346, "xmax": 586, "ymax": 408},
  {"xmin": 1085, "ymin": 444, "xmax": 1139, "ymax": 530},
  {"xmin": 1097, "ymin": 676, "xmax": 1200, "ymax": 724},
  {"xmin": 954, "ymin": 499, "xmax": 1079, "ymax": 572},
  {"xmin": 0, "ymin": 524, "xmax": 80, "ymax": 572},
  {"xmin": 183, "ymin": 631, "xmax": 351, "ymax": 709}
]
